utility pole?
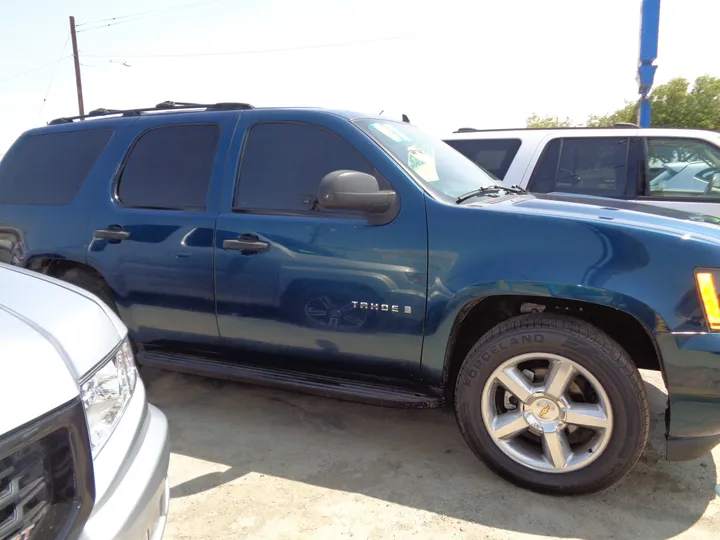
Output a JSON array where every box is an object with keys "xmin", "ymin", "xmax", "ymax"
[{"xmin": 69, "ymin": 16, "xmax": 85, "ymax": 117}]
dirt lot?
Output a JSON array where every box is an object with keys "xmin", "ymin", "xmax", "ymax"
[{"xmin": 143, "ymin": 368, "xmax": 719, "ymax": 540}]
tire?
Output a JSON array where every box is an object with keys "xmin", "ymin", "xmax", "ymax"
[{"xmin": 454, "ymin": 313, "xmax": 649, "ymax": 495}]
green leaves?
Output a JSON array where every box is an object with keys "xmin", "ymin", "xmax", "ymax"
[
  {"xmin": 528, "ymin": 75, "xmax": 720, "ymax": 131},
  {"xmin": 525, "ymin": 114, "xmax": 574, "ymax": 128}
]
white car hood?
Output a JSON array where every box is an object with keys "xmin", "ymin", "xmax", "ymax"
[
  {"xmin": 0, "ymin": 307, "xmax": 81, "ymax": 434},
  {"xmin": 0, "ymin": 264, "xmax": 126, "ymax": 432}
]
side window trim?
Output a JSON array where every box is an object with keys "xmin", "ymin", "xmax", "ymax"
[
  {"xmin": 620, "ymin": 136, "xmax": 636, "ymax": 199},
  {"xmin": 633, "ymin": 137, "xmax": 650, "ymax": 197},
  {"xmin": 522, "ymin": 135, "xmax": 559, "ymax": 188},
  {"xmin": 113, "ymin": 122, "xmax": 221, "ymax": 212},
  {"xmin": 232, "ymin": 120, "xmax": 387, "ymax": 218},
  {"xmin": 554, "ymin": 138, "xmax": 564, "ymax": 182},
  {"xmin": 526, "ymin": 137, "xmax": 561, "ymax": 193}
]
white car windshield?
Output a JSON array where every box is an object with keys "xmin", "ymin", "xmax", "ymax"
[{"xmin": 355, "ymin": 119, "xmax": 499, "ymax": 199}]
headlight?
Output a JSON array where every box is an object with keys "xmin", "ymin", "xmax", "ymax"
[
  {"xmin": 695, "ymin": 269, "xmax": 720, "ymax": 331},
  {"xmin": 81, "ymin": 337, "xmax": 138, "ymax": 458}
]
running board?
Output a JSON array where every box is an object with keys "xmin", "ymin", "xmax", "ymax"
[{"xmin": 138, "ymin": 350, "xmax": 443, "ymax": 409}]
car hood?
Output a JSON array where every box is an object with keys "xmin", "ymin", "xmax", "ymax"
[
  {"xmin": 0, "ymin": 307, "xmax": 81, "ymax": 434},
  {"xmin": 0, "ymin": 264, "xmax": 125, "ymax": 380},
  {"xmin": 475, "ymin": 192, "xmax": 720, "ymax": 244}
]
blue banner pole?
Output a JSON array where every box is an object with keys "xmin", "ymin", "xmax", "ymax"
[{"xmin": 637, "ymin": 0, "xmax": 661, "ymax": 128}]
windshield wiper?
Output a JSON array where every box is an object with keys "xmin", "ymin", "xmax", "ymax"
[{"xmin": 456, "ymin": 184, "xmax": 527, "ymax": 204}]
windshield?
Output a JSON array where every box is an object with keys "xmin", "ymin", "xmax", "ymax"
[{"xmin": 354, "ymin": 119, "xmax": 499, "ymax": 199}]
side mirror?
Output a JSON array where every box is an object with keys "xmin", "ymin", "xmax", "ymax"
[{"xmin": 318, "ymin": 170, "xmax": 397, "ymax": 215}]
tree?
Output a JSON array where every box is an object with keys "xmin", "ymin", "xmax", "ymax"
[
  {"xmin": 586, "ymin": 102, "xmax": 636, "ymax": 127},
  {"xmin": 526, "ymin": 114, "xmax": 575, "ymax": 128},
  {"xmin": 587, "ymin": 75, "xmax": 720, "ymax": 130}
]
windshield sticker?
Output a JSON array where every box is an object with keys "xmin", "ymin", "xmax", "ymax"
[
  {"xmin": 408, "ymin": 145, "xmax": 439, "ymax": 182},
  {"xmin": 369, "ymin": 122, "xmax": 413, "ymax": 143}
]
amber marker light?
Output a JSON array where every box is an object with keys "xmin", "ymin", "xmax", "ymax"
[{"xmin": 695, "ymin": 271, "xmax": 720, "ymax": 330}]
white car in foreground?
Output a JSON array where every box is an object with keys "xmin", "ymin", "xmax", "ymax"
[{"xmin": 0, "ymin": 263, "xmax": 169, "ymax": 540}]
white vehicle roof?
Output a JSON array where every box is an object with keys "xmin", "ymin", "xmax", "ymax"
[
  {"xmin": 0, "ymin": 263, "xmax": 126, "ymax": 433},
  {"xmin": 444, "ymin": 127, "xmax": 720, "ymax": 143}
]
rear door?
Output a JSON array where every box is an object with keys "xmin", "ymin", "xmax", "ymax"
[
  {"xmin": 631, "ymin": 136, "xmax": 720, "ymax": 218},
  {"xmin": 86, "ymin": 113, "xmax": 238, "ymax": 349}
]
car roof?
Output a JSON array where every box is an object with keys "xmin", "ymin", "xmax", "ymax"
[
  {"xmin": 443, "ymin": 126, "xmax": 720, "ymax": 142},
  {"xmin": 23, "ymin": 102, "xmax": 381, "ymax": 137}
]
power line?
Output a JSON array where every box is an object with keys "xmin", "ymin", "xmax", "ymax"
[
  {"xmin": 0, "ymin": 56, "xmax": 72, "ymax": 84},
  {"xmin": 77, "ymin": 0, "xmax": 224, "ymax": 32},
  {"xmin": 37, "ymin": 33, "xmax": 72, "ymax": 119},
  {"xmin": 82, "ymin": 29, "xmax": 449, "ymax": 59}
]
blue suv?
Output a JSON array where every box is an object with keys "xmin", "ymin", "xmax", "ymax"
[{"xmin": 2, "ymin": 101, "xmax": 720, "ymax": 495}]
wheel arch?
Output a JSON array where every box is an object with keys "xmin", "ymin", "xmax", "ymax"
[
  {"xmin": 435, "ymin": 289, "xmax": 668, "ymax": 405},
  {"xmin": 25, "ymin": 255, "xmax": 116, "ymax": 299}
]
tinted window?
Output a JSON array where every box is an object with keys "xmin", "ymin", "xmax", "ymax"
[
  {"xmin": 644, "ymin": 138, "xmax": 720, "ymax": 199},
  {"xmin": 235, "ymin": 122, "xmax": 375, "ymax": 212},
  {"xmin": 527, "ymin": 139, "xmax": 561, "ymax": 193},
  {"xmin": 444, "ymin": 138, "xmax": 521, "ymax": 179},
  {"xmin": 0, "ymin": 129, "xmax": 112, "ymax": 205},
  {"xmin": 528, "ymin": 137, "xmax": 628, "ymax": 196},
  {"xmin": 117, "ymin": 124, "xmax": 219, "ymax": 210}
]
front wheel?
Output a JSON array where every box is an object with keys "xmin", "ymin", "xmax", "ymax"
[{"xmin": 454, "ymin": 313, "xmax": 649, "ymax": 495}]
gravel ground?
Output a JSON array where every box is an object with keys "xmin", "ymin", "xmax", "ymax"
[{"xmin": 143, "ymin": 368, "xmax": 719, "ymax": 540}]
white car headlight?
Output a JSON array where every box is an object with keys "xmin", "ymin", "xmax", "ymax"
[{"xmin": 81, "ymin": 337, "xmax": 138, "ymax": 458}]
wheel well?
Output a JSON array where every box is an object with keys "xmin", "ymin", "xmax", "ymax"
[
  {"xmin": 27, "ymin": 258, "xmax": 109, "ymax": 288},
  {"xmin": 443, "ymin": 295, "xmax": 662, "ymax": 402}
]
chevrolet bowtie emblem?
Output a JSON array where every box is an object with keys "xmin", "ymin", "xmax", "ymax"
[{"xmin": 538, "ymin": 405, "xmax": 551, "ymax": 418}]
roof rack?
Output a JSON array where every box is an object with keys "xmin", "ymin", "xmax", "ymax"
[{"xmin": 48, "ymin": 100, "xmax": 255, "ymax": 125}]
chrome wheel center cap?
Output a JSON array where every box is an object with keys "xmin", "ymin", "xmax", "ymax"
[
  {"xmin": 523, "ymin": 394, "xmax": 565, "ymax": 431},
  {"xmin": 532, "ymin": 398, "xmax": 559, "ymax": 421}
]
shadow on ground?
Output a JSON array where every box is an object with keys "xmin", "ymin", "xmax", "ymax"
[{"xmin": 143, "ymin": 368, "xmax": 717, "ymax": 540}]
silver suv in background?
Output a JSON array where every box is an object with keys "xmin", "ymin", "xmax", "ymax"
[
  {"xmin": 0, "ymin": 263, "xmax": 169, "ymax": 540},
  {"xmin": 444, "ymin": 127, "xmax": 720, "ymax": 219}
]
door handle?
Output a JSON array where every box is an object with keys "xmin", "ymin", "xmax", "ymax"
[
  {"xmin": 94, "ymin": 227, "xmax": 131, "ymax": 241},
  {"xmin": 223, "ymin": 235, "xmax": 270, "ymax": 253}
]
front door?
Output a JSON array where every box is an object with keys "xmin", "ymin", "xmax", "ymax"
[{"xmin": 214, "ymin": 111, "xmax": 428, "ymax": 378}]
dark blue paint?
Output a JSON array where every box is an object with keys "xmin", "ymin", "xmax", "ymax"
[
  {"xmin": 2, "ymin": 106, "xmax": 720, "ymax": 449},
  {"xmin": 214, "ymin": 110, "xmax": 428, "ymax": 377}
]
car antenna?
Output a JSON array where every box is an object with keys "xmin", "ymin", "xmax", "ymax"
[{"xmin": 402, "ymin": 114, "xmax": 411, "ymax": 123}]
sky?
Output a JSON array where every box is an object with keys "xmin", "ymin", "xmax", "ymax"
[{"xmin": 1, "ymin": 0, "xmax": 719, "ymax": 156}]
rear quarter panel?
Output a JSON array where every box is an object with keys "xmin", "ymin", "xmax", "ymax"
[{"xmin": 0, "ymin": 119, "xmax": 137, "ymax": 268}]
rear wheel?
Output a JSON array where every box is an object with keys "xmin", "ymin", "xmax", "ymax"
[{"xmin": 454, "ymin": 313, "xmax": 649, "ymax": 495}]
